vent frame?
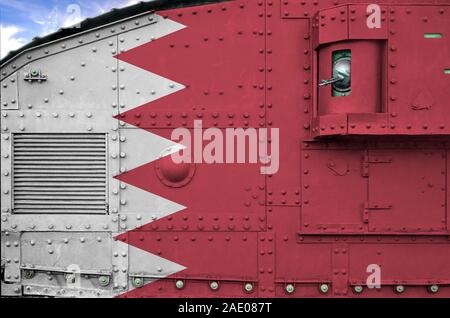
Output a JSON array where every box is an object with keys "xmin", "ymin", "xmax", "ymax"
[{"xmin": 11, "ymin": 133, "xmax": 109, "ymax": 214}]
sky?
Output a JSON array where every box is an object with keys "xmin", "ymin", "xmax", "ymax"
[{"xmin": 0, "ymin": 0, "xmax": 153, "ymax": 58}]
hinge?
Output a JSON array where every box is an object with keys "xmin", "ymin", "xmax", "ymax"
[
  {"xmin": 362, "ymin": 155, "xmax": 393, "ymax": 177},
  {"xmin": 362, "ymin": 155, "xmax": 369, "ymax": 177},
  {"xmin": 366, "ymin": 155, "xmax": 393, "ymax": 163},
  {"xmin": 363, "ymin": 201, "xmax": 393, "ymax": 223}
]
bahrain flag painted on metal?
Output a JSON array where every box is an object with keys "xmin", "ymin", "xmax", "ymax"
[
  {"xmin": 111, "ymin": 1, "xmax": 449, "ymax": 297},
  {"xmin": 111, "ymin": 0, "xmax": 450, "ymax": 298},
  {"xmin": 113, "ymin": 1, "xmax": 268, "ymax": 297},
  {"xmin": 1, "ymin": 0, "xmax": 450, "ymax": 298}
]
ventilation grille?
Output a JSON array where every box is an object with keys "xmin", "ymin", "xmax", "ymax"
[{"xmin": 12, "ymin": 133, "xmax": 107, "ymax": 214}]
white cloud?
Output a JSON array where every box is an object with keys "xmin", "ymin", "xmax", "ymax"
[
  {"xmin": 122, "ymin": 0, "xmax": 141, "ymax": 6},
  {"xmin": 35, "ymin": 1, "xmax": 147, "ymax": 35},
  {"xmin": 0, "ymin": 25, "xmax": 27, "ymax": 58},
  {"xmin": 0, "ymin": 0, "xmax": 156, "ymax": 58}
]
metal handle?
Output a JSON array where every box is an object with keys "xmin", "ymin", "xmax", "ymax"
[{"xmin": 319, "ymin": 73, "xmax": 344, "ymax": 87}]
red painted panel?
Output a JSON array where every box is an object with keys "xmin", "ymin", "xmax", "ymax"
[
  {"xmin": 121, "ymin": 232, "xmax": 258, "ymax": 298},
  {"xmin": 312, "ymin": 6, "xmax": 348, "ymax": 47},
  {"xmin": 280, "ymin": 0, "xmax": 440, "ymax": 19},
  {"xmin": 448, "ymin": 150, "xmax": 450, "ymax": 232},
  {"xmin": 266, "ymin": 14, "xmax": 309, "ymax": 206},
  {"xmin": 116, "ymin": 1, "xmax": 266, "ymax": 129},
  {"xmin": 276, "ymin": 242, "xmax": 333, "ymax": 283},
  {"xmin": 368, "ymin": 149, "xmax": 447, "ymax": 234},
  {"xmin": 301, "ymin": 149, "xmax": 368, "ymax": 234},
  {"xmin": 311, "ymin": 113, "xmax": 348, "ymax": 137},
  {"xmin": 281, "ymin": 0, "xmax": 343, "ymax": 19},
  {"xmin": 348, "ymin": 5, "xmax": 389, "ymax": 40},
  {"xmin": 349, "ymin": 243, "xmax": 450, "ymax": 285},
  {"xmin": 273, "ymin": 208, "xmax": 332, "ymax": 283},
  {"xmin": 347, "ymin": 113, "xmax": 389, "ymax": 135},
  {"xmin": 116, "ymin": 128, "xmax": 266, "ymax": 232},
  {"xmin": 128, "ymin": 231, "xmax": 258, "ymax": 280},
  {"xmin": 388, "ymin": 6, "xmax": 450, "ymax": 134}
]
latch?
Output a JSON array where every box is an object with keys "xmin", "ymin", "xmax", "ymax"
[
  {"xmin": 361, "ymin": 155, "xmax": 392, "ymax": 177},
  {"xmin": 363, "ymin": 201, "xmax": 392, "ymax": 223},
  {"xmin": 24, "ymin": 69, "xmax": 47, "ymax": 83}
]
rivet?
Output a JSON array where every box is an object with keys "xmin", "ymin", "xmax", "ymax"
[
  {"xmin": 428, "ymin": 285, "xmax": 439, "ymax": 293},
  {"xmin": 176, "ymin": 280, "xmax": 185, "ymax": 289},
  {"xmin": 244, "ymin": 283, "xmax": 254, "ymax": 293},
  {"xmin": 395, "ymin": 285, "xmax": 405, "ymax": 293},
  {"xmin": 285, "ymin": 284, "xmax": 295, "ymax": 294},
  {"xmin": 354, "ymin": 286, "xmax": 363, "ymax": 293},
  {"xmin": 319, "ymin": 284, "xmax": 329, "ymax": 293},
  {"xmin": 210, "ymin": 281, "xmax": 219, "ymax": 291}
]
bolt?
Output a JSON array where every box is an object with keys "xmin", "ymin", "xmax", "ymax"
[
  {"xmin": 244, "ymin": 283, "xmax": 254, "ymax": 293},
  {"xmin": 98, "ymin": 276, "xmax": 110, "ymax": 287},
  {"xmin": 23, "ymin": 269, "xmax": 35, "ymax": 279},
  {"xmin": 132, "ymin": 277, "xmax": 144, "ymax": 288},
  {"xmin": 175, "ymin": 280, "xmax": 185, "ymax": 289},
  {"xmin": 428, "ymin": 285, "xmax": 439, "ymax": 293},
  {"xmin": 285, "ymin": 284, "xmax": 295, "ymax": 294},
  {"xmin": 319, "ymin": 284, "xmax": 329, "ymax": 293},
  {"xmin": 354, "ymin": 285, "xmax": 364, "ymax": 293},
  {"xmin": 395, "ymin": 285, "xmax": 405, "ymax": 293},
  {"xmin": 210, "ymin": 281, "xmax": 219, "ymax": 291}
]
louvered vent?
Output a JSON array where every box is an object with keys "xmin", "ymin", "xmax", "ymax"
[{"xmin": 12, "ymin": 134, "xmax": 107, "ymax": 214}]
